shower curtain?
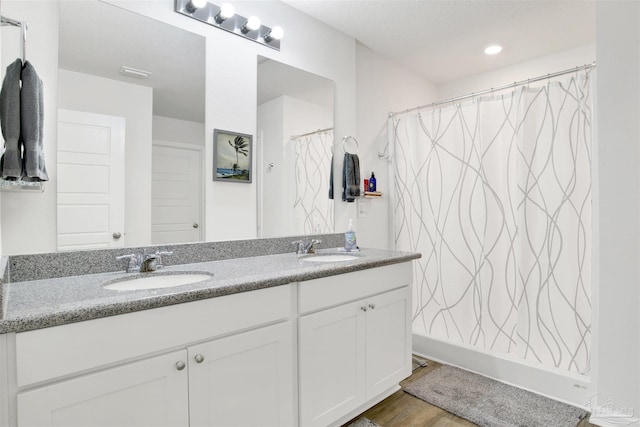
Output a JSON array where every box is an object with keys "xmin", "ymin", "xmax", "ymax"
[
  {"xmin": 393, "ymin": 70, "xmax": 593, "ymax": 374},
  {"xmin": 291, "ymin": 130, "xmax": 335, "ymax": 235}
]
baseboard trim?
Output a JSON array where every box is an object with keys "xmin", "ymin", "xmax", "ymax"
[{"xmin": 413, "ymin": 333, "xmax": 592, "ymax": 409}]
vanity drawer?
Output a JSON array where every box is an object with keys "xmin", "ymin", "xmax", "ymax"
[
  {"xmin": 15, "ymin": 284, "xmax": 292, "ymax": 388},
  {"xmin": 298, "ymin": 262, "xmax": 412, "ymax": 314}
]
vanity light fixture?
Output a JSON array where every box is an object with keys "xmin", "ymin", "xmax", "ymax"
[
  {"xmin": 484, "ymin": 45, "xmax": 503, "ymax": 55},
  {"xmin": 264, "ymin": 26, "xmax": 284, "ymax": 43},
  {"xmin": 119, "ymin": 65, "xmax": 152, "ymax": 79},
  {"xmin": 214, "ymin": 3, "xmax": 234, "ymax": 24},
  {"xmin": 185, "ymin": 0, "xmax": 207, "ymax": 14},
  {"xmin": 241, "ymin": 16, "xmax": 261, "ymax": 34},
  {"xmin": 174, "ymin": 0, "xmax": 283, "ymax": 50}
]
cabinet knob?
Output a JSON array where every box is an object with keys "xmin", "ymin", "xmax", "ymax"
[
  {"xmin": 368, "ymin": 303, "xmax": 376, "ymax": 310},
  {"xmin": 175, "ymin": 361, "xmax": 186, "ymax": 371},
  {"xmin": 361, "ymin": 306, "xmax": 367, "ymax": 312},
  {"xmin": 194, "ymin": 354, "xmax": 205, "ymax": 363},
  {"xmin": 112, "ymin": 231, "xmax": 122, "ymax": 239}
]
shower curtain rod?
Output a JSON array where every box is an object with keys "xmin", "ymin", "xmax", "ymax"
[
  {"xmin": 389, "ymin": 62, "xmax": 596, "ymax": 118},
  {"xmin": 290, "ymin": 127, "xmax": 334, "ymax": 139}
]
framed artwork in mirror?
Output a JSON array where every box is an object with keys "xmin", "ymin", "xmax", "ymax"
[{"xmin": 213, "ymin": 129, "xmax": 253, "ymax": 183}]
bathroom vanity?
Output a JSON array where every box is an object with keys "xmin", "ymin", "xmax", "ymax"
[{"xmin": 0, "ymin": 241, "xmax": 419, "ymax": 427}]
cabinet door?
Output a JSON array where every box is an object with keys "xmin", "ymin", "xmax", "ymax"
[
  {"xmin": 299, "ymin": 300, "xmax": 367, "ymax": 427},
  {"xmin": 366, "ymin": 287, "xmax": 412, "ymax": 399},
  {"xmin": 17, "ymin": 350, "xmax": 189, "ymax": 427},
  {"xmin": 188, "ymin": 321, "xmax": 294, "ymax": 427}
]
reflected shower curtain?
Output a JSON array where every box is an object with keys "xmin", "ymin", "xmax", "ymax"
[
  {"xmin": 393, "ymin": 71, "xmax": 593, "ymax": 374},
  {"xmin": 291, "ymin": 130, "xmax": 335, "ymax": 234}
]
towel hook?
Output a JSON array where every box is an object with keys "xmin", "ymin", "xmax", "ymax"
[
  {"xmin": 342, "ymin": 136, "xmax": 359, "ymax": 154},
  {"xmin": 1, "ymin": 16, "xmax": 27, "ymax": 62}
]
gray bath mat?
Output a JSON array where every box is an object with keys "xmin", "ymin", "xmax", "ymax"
[
  {"xmin": 404, "ymin": 364, "xmax": 588, "ymax": 427},
  {"xmin": 346, "ymin": 417, "xmax": 380, "ymax": 427}
]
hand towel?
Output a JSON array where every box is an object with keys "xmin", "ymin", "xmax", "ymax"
[
  {"xmin": 0, "ymin": 58, "xmax": 24, "ymax": 179},
  {"xmin": 342, "ymin": 152, "xmax": 360, "ymax": 202},
  {"xmin": 21, "ymin": 61, "xmax": 48, "ymax": 181},
  {"xmin": 329, "ymin": 154, "xmax": 334, "ymax": 199}
]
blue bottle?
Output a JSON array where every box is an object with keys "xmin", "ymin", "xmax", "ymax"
[{"xmin": 368, "ymin": 172, "xmax": 376, "ymax": 192}]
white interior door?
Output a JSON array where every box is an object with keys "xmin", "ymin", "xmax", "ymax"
[
  {"xmin": 151, "ymin": 141, "xmax": 202, "ymax": 244},
  {"xmin": 57, "ymin": 109, "xmax": 125, "ymax": 251}
]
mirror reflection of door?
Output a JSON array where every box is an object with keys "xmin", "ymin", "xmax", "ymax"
[
  {"xmin": 57, "ymin": 0, "xmax": 206, "ymax": 250},
  {"xmin": 152, "ymin": 142, "xmax": 203, "ymax": 244},
  {"xmin": 56, "ymin": 109, "xmax": 125, "ymax": 251}
]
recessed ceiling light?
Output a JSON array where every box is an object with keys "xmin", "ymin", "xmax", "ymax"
[
  {"xmin": 484, "ymin": 45, "xmax": 503, "ymax": 55},
  {"xmin": 119, "ymin": 66, "xmax": 152, "ymax": 79}
]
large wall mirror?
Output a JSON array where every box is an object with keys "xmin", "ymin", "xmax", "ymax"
[
  {"xmin": 57, "ymin": 0, "xmax": 205, "ymax": 250},
  {"xmin": 256, "ymin": 57, "xmax": 335, "ymax": 238}
]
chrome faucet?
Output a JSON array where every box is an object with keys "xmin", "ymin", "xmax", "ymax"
[
  {"xmin": 116, "ymin": 250, "xmax": 174, "ymax": 273},
  {"xmin": 292, "ymin": 238, "xmax": 321, "ymax": 255},
  {"xmin": 140, "ymin": 254, "xmax": 159, "ymax": 272},
  {"xmin": 115, "ymin": 254, "xmax": 141, "ymax": 273}
]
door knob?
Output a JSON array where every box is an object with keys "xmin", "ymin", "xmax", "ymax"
[
  {"xmin": 112, "ymin": 232, "xmax": 122, "ymax": 239},
  {"xmin": 193, "ymin": 223, "xmax": 199, "ymax": 229},
  {"xmin": 194, "ymin": 354, "xmax": 205, "ymax": 363},
  {"xmin": 175, "ymin": 361, "xmax": 186, "ymax": 371}
]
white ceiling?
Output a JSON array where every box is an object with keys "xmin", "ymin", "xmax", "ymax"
[
  {"xmin": 281, "ymin": 0, "xmax": 596, "ymax": 84},
  {"xmin": 58, "ymin": 1, "xmax": 596, "ymax": 124}
]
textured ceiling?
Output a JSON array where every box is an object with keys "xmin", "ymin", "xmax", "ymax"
[{"xmin": 281, "ymin": 0, "xmax": 596, "ymax": 84}]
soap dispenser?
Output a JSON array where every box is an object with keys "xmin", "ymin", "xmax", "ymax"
[
  {"xmin": 344, "ymin": 219, "xmax": 357, "ymax": 251},
  {"xmin": 368, "ymin": 172, "xmax": 376, "ymax": 192}
]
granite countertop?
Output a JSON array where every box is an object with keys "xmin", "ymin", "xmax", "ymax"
[{"xmin": 0, "ymin": 248, "xmax": 420, "ymax": 334}]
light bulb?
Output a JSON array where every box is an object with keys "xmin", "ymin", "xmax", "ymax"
[
  {"xmin": 219, "ymin": 3, "xmax": 235, "ymax": 19},
  {"xmin": 245, "ymin": 16, "xmax": 261, "ymax": 31},
  {"xmin": 214, "ymin": 3, "xmax": 235, "ymax": 24},
  {"xmin": 186, "ymin": 0, "xmax": 207, "ymax": 13},
  {"xmin": 265, "ymin": 26, "xmax": 284, "ymax": 42},
  {"xmin": 484, "ymin": 45, "xmax": 503, "ymax": 55}
]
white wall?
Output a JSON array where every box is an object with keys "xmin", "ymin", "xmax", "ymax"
[
  {"xmin": 153, "ymin": 116, "xmax": 204, "ymax": 147},
  {"xmin": 354, "ymin": 42, "xmax": 437, "ymax": 249},
  {"xmin": 257, "ymin": 97, "xmax": 285, "ymax": 237},
  {"xmin": 0, "ymin": 0, "xmax": 356, "ymax": 253},
  {"xmin": 592, "ymin": 1, "xmax": 640, "ymax": 424},
  {"xmin": 58, "ymin": 69, "xmax": 153, "ymax": 248},
  {"xmin": 437, "ymin": 44, "xmax": 596, "ymax": 100}
]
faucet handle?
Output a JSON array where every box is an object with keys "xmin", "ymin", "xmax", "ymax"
[
  {"xmin": 155, "ymin": 250, "xmax": 173, "ymax": 268},
  {"xmin": 116, "ymin": 254, "xmax": 140, "ymax": 273}
]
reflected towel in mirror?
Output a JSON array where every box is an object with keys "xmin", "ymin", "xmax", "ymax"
[
  {"xmin": 0, "ymin": 58, "xmax": 24, "ymax": 179},
  {"xmin": 342, "ymin": 152, "xmax": 360, "ymax": 202}
]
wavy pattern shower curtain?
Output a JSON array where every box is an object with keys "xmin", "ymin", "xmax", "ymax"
[
  {"xmin": 291, "ymin": 130, "xmax": 334, "ymax": 234},
  {"xmin": 393, "ymin": 71, "xmax": 593, "ymax": 374}
]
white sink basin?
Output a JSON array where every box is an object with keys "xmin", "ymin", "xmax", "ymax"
[
  {"xmin": 104, "ymin": 272, "xmax": 213, "ymax": 291},
  {"xmin": 302, "ymin": 254, "xmax": 359, "ymax": 263}
]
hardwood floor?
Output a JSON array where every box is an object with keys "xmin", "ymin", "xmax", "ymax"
[{"xmin": 343, "ymin": 359, "xmax": 595, "ymax": 427}]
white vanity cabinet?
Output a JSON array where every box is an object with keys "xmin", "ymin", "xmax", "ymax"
[
  {"xmin": 298, "ymin": 263, "xmax": 413, "ymax": 427},
  {"xmin": 3, "ymin": 260, "xmax": 415, "ymax": 427},
  {"xmin": 187, "ymin": 321, "xmax": 294, "ymax": 427},
  {"xmin": 12, "ymin": 285, "xmax": 294, "ymax": 427},
  {"xmin": 17, "ymin": 349, "xmax": 190, "ymax": 426}
]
